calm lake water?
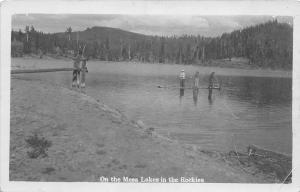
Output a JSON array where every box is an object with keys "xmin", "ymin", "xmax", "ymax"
[{"xmin": 12, "ymin": 58, "xmax": 292, "ymax": 154}]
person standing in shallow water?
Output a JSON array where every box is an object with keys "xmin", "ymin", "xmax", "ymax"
[
  {"xmin": 208, "ymin": 72, "xmax": 217, "ymax": 88},
  {"xmin": 179, "ymin": 69, "xmax": 186, "ymax": 89},
  {"xmin": 208, "ymin": 72, "xmax": 217, "ymax": 100},
  {"xmin": 193, "ymin": 71, "xmax": 200, "ymax": 105},
  {"xmin": 193, "ymin": 71, "xmax": 200, "ymax": 89}
]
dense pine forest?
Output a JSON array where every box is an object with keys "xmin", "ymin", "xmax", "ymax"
[{"xmin": 11, "ymin": 20, "xmax": 293, "ymax": 70}]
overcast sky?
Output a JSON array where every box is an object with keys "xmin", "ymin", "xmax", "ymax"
[{"xmin": 12, "ymin": 14, "xmax": 292, "ymax": 37}]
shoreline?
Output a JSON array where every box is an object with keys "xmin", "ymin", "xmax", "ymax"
[
  {"xmin": 9, "ymin": 75, "xmax": 288, "ymax": 182},
  {"xmin": 12, "ymin": 55, "xmax": 292, "ymax": 78}
]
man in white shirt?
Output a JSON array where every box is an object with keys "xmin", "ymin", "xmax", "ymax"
[{"xmin": 179, "ymin": 69, "xmax": 186, "ymax": 89}]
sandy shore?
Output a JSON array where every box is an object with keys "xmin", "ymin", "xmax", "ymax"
[{"xmin": 9, "ymin": 75, "xmax": 279, "ymax": 183}]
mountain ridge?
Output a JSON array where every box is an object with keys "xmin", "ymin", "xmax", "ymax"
[{"xmin": 12, "ymin": 20, "xmax": 293, "ymax": 70}]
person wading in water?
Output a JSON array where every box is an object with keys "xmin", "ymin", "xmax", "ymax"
[
  {"xmin": 208, "ymin": 72, "xmax": 218, "ymax": 100},
  {"xmin": 193, "ymin": 71, "xmax": 200, "ymax": 89},
  {"xmin": 179, "ymin": 69, "xmax": 186, "ymax": 89},
  {"xmin": 193, "ymin": 71, "xmax": 200, "ymax": 105}
]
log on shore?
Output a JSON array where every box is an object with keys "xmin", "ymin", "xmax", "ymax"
[
  {"xmin": 157, "ymin": 85, "xmax": 221, "ymax": 90},
  {"xmin": 11, "ymin": 68, "xmax": 75, "ymax": 74},
  {"xmin": 246, "ymin": 145, "xmax": 292, "ymax": 182}
]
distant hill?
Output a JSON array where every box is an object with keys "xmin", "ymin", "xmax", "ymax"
[
  {"xmin": 56, "ymin": 26, "xmax": 149, "ymax": 49},
  {"xmin": 12, "ymin": 20, "xmax": 293, "ymax": 70}
]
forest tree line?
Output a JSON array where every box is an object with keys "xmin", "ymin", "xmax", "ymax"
[{"xmin": 11, "ymin": 20, "xmax": 293, "ymax": 70}]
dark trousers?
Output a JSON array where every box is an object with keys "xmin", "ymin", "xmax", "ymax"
[
  {"xmin": 180, "ymin": 79, "xmax": 185, "ymax": 88},
  {"xmin": 208, "ymin": 87, "xmax": 212, "ymax": 100},
  {"xmin": 72, "ymin": 70, "xmax": 80, "ymax": 86}
]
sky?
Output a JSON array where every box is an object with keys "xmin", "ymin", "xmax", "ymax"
[{"xmin": 12, "ymin": 14, "xmax": 293, "ymax": 37}]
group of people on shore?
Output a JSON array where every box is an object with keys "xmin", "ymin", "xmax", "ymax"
[{"xmin": 72, "ymin": 50, "xmax": 88, "ymax": 89}]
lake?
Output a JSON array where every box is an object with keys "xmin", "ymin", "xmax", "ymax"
[{"xmin": 11, "ymin": 58, "xmax": 292, "ymax": 155}]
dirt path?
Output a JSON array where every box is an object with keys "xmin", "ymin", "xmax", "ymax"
[{"xmin": 10, "ymin": 77, "xmax": 273, "ymax": 182}]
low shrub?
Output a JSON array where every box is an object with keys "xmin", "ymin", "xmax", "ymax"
[{"xmin": 25, "ymin": 133, "xmax": 52, "ymax": 158}]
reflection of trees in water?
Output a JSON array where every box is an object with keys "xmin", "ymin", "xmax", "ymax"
[{"xmin": 221, "ymin": 76, "xmax": 292, "ymax": 106}]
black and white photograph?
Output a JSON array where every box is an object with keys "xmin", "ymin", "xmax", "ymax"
[{"xmin": 1, "ymin": 1, "xmax": 300, "ymax": 192}]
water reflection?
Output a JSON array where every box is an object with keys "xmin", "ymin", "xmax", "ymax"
[
  {"xmin": 12, "ymin": 59, "xmax": 292, "ymax": 154},
  {"xmin": 220, "ymin": 76, "xmax": 292, "ymax": 107}
]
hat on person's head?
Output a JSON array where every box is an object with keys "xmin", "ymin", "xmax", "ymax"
[{"xmin": 181, "ymin": 69, "xmax": 185, "ymax": 72}]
